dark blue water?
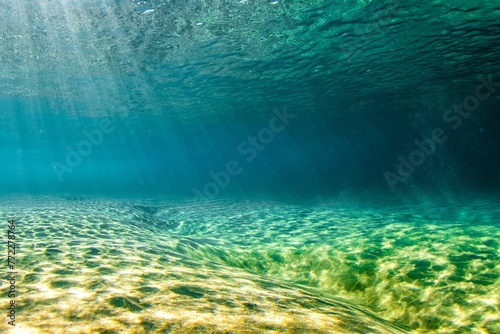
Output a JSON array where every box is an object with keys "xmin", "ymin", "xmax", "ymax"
[
  {"xmin": 1, "ymin": 0, "xmax": 499, "ymax": 200},
  {"xmin": 2, "ymin": 91, "xmax": 499, "ymax": 199}
]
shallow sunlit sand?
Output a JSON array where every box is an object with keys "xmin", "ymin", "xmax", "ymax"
[{"xmin": 1, "ymin": 196, "xmax": 498, "ymax": 333}]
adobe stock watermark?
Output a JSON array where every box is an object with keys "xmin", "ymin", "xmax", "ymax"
[
  {"xmin": 384, "ymin": 75, "xmax": 499, "ymax": 192},
  {"xmin": 192, "ymin": 107, "xmax": 297, "ymax": 200},
  {"xmin": 51, "ymin": 118, "xmax": 115, "ymax": 182}
]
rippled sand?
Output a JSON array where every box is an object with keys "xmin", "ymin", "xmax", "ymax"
[{"xmin": 0, "ymin": 196, "xmax": 498, "ymax": 333}]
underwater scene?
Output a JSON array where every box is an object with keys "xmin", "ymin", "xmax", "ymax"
[{"xmin": 0, "ymin": 0, "xmax": 499, "ymax": 333}]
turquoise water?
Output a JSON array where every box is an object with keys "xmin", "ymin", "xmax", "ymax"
[{"xmin": 1, "ymin": 0, "xmax": 499, "ymax": 333}]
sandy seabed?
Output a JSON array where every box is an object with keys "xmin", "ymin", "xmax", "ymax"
[{"xmin": 0, "ymin": 196, "xmax": 498, "ymax": 333}]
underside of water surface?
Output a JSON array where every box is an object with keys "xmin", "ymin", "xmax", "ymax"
[{"xmin": 1, "ymin": 0, "xmax": 499, "ymax": 333}]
